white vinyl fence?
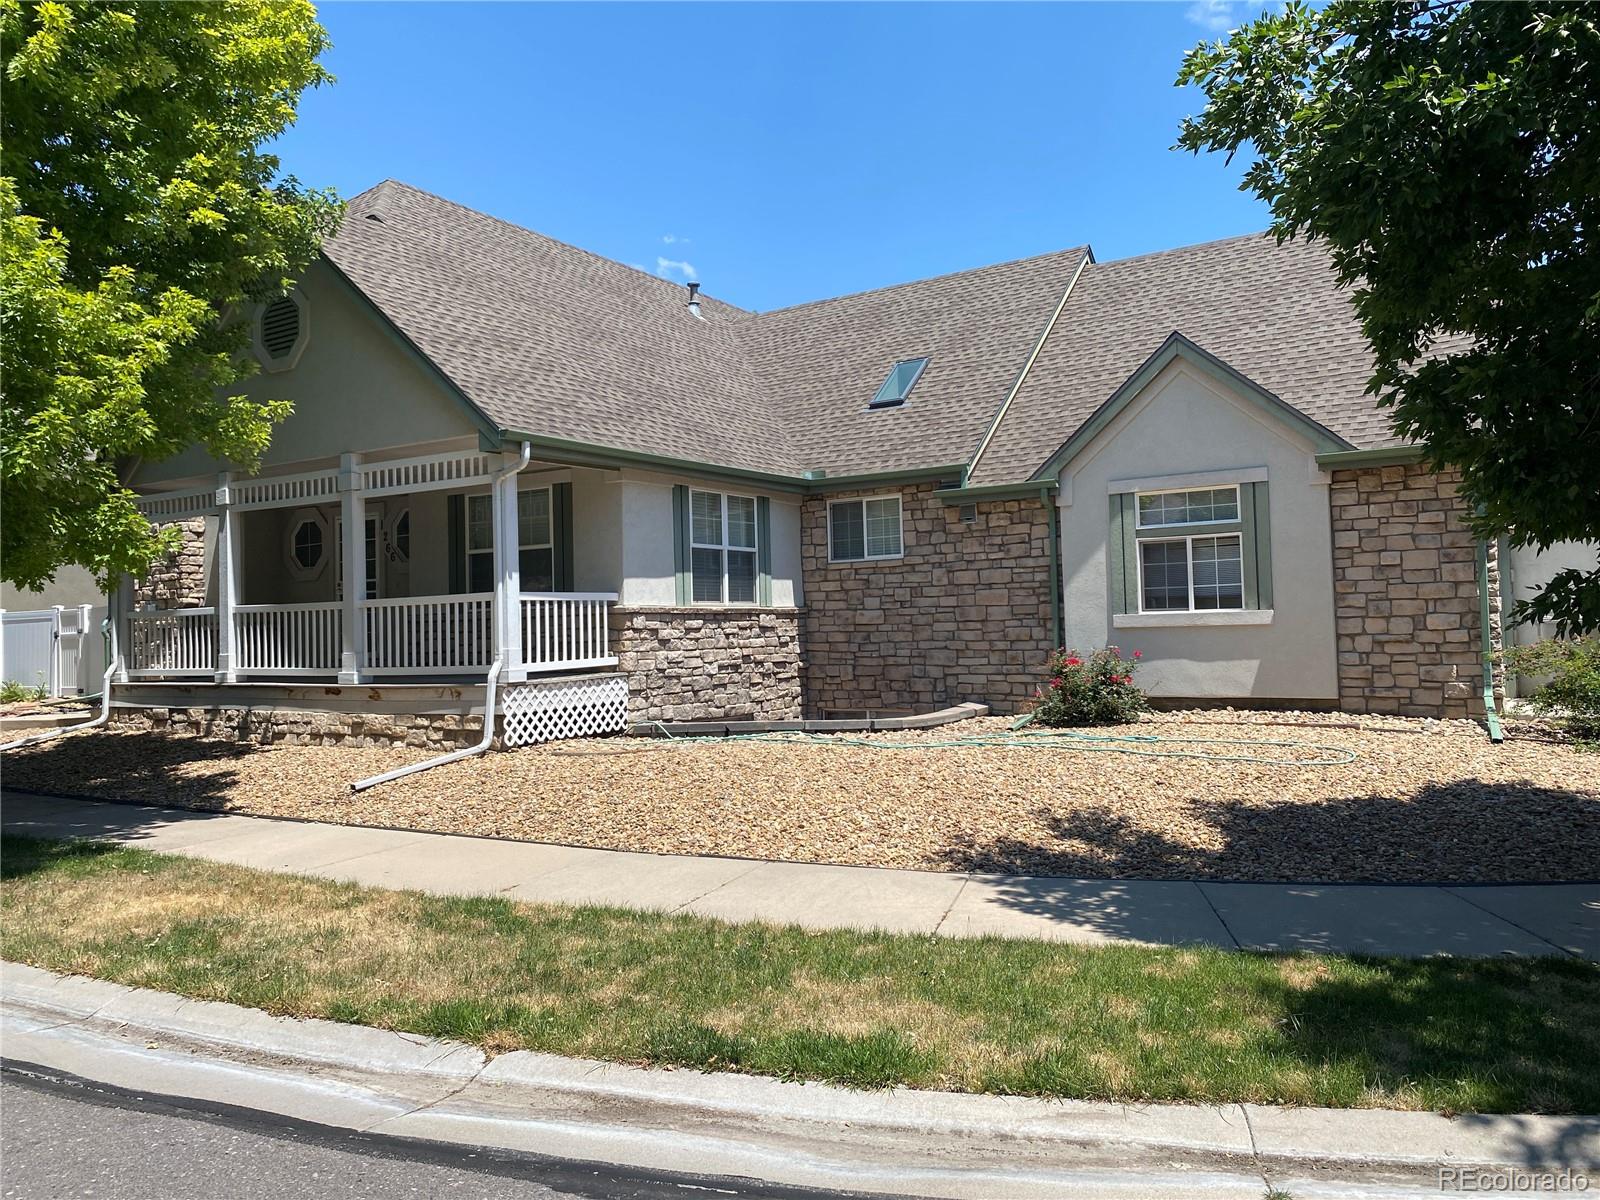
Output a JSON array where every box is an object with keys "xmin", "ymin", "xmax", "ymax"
[{"xmin": 1, "ymin": 605, "xmax": 108, "ymax": 697}]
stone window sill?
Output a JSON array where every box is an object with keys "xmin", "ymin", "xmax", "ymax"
[{"xmin": 1112, "ymin": 609, "xmax": 1274, "ymax": 628}]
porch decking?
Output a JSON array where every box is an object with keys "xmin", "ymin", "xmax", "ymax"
[{"xmin": 124, "ymin": 591, "xmax": 617, "ymax": 681}]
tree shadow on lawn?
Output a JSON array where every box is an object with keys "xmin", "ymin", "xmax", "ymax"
[{"xmin": 933, "ymin": 781, "xmax": 1600, "ymax": 947}]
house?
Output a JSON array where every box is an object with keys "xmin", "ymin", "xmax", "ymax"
[{"xmin": 114, "ymin": 180, "xmax": 1587, "ymax": 746}]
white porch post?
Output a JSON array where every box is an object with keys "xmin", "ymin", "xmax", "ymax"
[
  {"xmin": 492, "ymin": 455, "xmax": 525, "ymax": 682},
  {"xmin": 213, "ymin": 472, "xmax": 239, "ymax": 683},
  {"xmin": 339, "ymin": 452, "xmax": 367, "ymax": 683},
  {"xmin": 109, "ymin": 573, "xmax": 133, "ymax": 682}
]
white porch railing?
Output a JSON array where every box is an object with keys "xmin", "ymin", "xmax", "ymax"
[
  {"xmin": 122, "ymin": 593, "xmax": 616, "ymax": 679},
  {"xmin": 363, "ymin": 594, "xmax": 495, "ymax": 675},
  {"xmin": 234, "ymin": 603, "xmax": 343, "ymax": 675},
  {"xmin": 126, "ymin": 608, "xmax": 217, "ymax": 677},
  {"xmin": 521, "ymin": 593, "xmax": 618, "ymax": 671}
]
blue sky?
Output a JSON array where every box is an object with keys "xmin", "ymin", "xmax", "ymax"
[{"xmin": 276, "ymin": 1, "xmax": 1269, "ymax": 312}]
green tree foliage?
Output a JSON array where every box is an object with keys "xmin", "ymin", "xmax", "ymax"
[
  {"xmin": 1177, "ymin": 1, "xmax": 1600, "ymax": 634},
  {"xmin": 1, "ymin": 0, "xmax": 341, "ymax": 590}
]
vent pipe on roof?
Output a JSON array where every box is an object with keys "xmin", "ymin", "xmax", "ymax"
[{"xmin": 686, "ymin": 281, "xmax": 704, "ymax": 321}]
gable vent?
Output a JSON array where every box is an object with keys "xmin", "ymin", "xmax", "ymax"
[{"xmin": 261, "ymin": 297, "xmax": 301, "ymax": 359}]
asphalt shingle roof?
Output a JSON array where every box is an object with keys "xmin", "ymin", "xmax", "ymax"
[
  {"xmin": 968, "ymin": 233, "xmax": 1391, "ymax": 486},
  {"xmin": 324, "ymin": 183, "xmax": 1397, "ymax": 487}
]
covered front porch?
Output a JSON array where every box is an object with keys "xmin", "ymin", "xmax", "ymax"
[{"xmin": 121, "ymin": 445, "xmax": 617, "ymax": 685}]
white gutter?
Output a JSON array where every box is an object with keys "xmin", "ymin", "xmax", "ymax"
[
  {"xmin": 0, "ymin": 657, "xmax": 120, "ymax": 752},
  {"xmin": 964, "ymin": 249, "xmax": 1091, "ymax": 483},
  {"xmin": 350, "ymin": 439, "xmax": 529, "ymax": 793}
]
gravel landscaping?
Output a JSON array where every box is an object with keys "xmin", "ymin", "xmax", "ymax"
[{"xmin": 4, "ymin": 711, "xmax": 1598, "ymax": 883}]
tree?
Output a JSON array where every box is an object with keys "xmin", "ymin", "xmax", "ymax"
[
  {"xmin": 1177, "ymin": 1, "xmax": 1600, "ymax": 635},
  {"xmin": 1, "ymin": 0, "xmax": 341, "ymax": 591}
]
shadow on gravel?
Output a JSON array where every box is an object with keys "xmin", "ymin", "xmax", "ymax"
[
  {"xmin": 934, "ymin": 780, "xmax": 1600, "ymax": 886},
  {"xmin": 2, "ymin": 732, "xmax": 247, "ymax": 814}
]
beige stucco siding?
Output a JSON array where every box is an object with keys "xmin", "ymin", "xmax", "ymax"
[
  {"xmin": 131, "ymin": 259, "xmax": 483, "ymax": 488},
  {"xmin": 1056, "ymin": 361, "xmax": 1339, "ymax": 701}
]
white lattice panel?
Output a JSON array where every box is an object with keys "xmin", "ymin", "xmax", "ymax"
[{"xmin": 501, "ymin": 676, "xmax": 628, "ymax": 746}]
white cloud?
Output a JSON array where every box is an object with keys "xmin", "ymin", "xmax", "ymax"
[
  {"xmin": 1185, "ymin": 0, "xmax": 1243, "ymax": 32},
  {"xmin": 656, "ymin": 256, "xmax": 698, "ymax": 282},
  {"xmin": 661, "ymin": 234, "xmax": 690, "ymax": 246}
]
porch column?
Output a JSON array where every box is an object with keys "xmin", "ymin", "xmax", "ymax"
[
  {"xmin": 213, "ymin": 472, "xmax": 239, "ymax": 683},
  {"xmin": 339, "ymin": 452, "xmax": 366, "ymax": 683},
  {"xmin": 492, "ymin": 455, "xmax": 525, "ymax": 682},
  {"xmin": 109, "ymin": 573, "xmax": 133, "ymax": 682}
]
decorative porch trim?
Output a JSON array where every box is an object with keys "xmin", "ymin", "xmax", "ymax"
[
  {"xmin": 135, "ymin": 486, "xmax": 217, "ymax": 522},
  {"xmin": 231, "ymin": 468, "xmax": 339, "ymax": 511},
  {"xmin": 361, "ymin": 448, "xmax": 499, "ymax": 497}
]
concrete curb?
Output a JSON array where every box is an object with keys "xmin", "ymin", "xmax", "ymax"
[{"xmin": 3, "ymin": 962, "xmax": 1596, "ymax": 1198}]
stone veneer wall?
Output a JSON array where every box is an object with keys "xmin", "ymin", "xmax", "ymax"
[
  {"xmin": 112, "ymin": 707, "xmax": 486, "ymax": 748},
  {"xmin": 800, "ymin": 483, "xmax": 1055, "ymax": 716},
  {"xmin": 134, "ymin": 517, "xmax": 209, "ymax": 608},
  {"xmin": 611, "ymin": 607, "xmax": 803, "ymax": 723},
  {"xmin": 1330, "ymin": 463, "xmax": 1500, "ymax": 717}
]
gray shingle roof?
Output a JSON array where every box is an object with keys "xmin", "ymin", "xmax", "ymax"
[
  {"xmin": 967, "ymin": 233, "xmax": 1393, "ymax": 486},
  {"xmin": 324, "ymin": 183, "xmax": 1396, "ymax": 486},
  {"xmin": 325, "ymin": 182, "xmax": 800, "ymax": 475}
]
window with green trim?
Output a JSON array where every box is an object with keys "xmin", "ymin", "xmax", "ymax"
[
  {"xmin": 1136, "ymin": 486, "xmax": 1239, "ymax": 528},
  {"xmin": 1138, "ymin": 534, "xmax": 1243, "ymax": 611},
  {"xmin": 690, "ymin": 489, "xmax": 758, "ymax": 604}
]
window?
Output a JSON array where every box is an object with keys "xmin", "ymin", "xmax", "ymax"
[
  {"xmin": 518, "ymin": 487, "xmax": 555, "ymax": 592},
  {"xmin": 868, "ymin": 357, "xmax": 929, "ymax": 409},
  {"xmin": 1138, "ymin": 534, "xmax": 1243, "ymax": 612},
  {"xmin": 292, "ymin": 520, "xmax": 323, "ymax": 570},
  {"xmin": 336, "ymin": 514, "xmax": 380, "ymax": 600},
  {"xmin": 463, "ymin": 486, "xmax": 556, "ymax": 593},
  {"xmin": 690, "ymin": 489, "xmax": 758, "ymax": 604},
  {"xmin": 465, "ymin": 494, "xmax": 494, "ymax": 592},
  {"xmin": 829, "ymin": 496, "xmax": 903, "ymax": 562},
  {"xmin": 1137, "ymin": 486, "xmax": 1239, "ymax": 528},
  {"xmin": 391, "ymin": 509, "xmax": 411, "ymax": 562}
]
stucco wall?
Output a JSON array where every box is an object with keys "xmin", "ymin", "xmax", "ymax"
[
  {"xmin": 1056, "ymin": 361, "xmax": 1339, "ymax": 701},
  {"xmin": 130, "ymin": 260, "xmax": 481, "ymax": 489},
  {"xmin": 2, "ymin": 565, "xmax": 102, "ymax": 612},
  {"xmin": 800, "ymin": 482, "xmax": 1056, "ymax": 715}
]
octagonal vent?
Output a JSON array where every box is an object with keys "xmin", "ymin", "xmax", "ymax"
[{"xmin": 261, "ymin": 296, "xmax": 301, "ymax": 359}]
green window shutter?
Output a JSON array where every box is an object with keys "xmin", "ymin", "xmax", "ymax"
[
  {"xmin": 1241, "ymin": 481, "xmax": 1273, "ymax": 609},
  {"xmin": 553, "ymin": 482, "xmax": 574, "ymax": 591},
  {"xmin": 672, "ymin": 484, "xmax": 690, "ymax": 606},
  {"xmin": 447, "ymin": 493, "xmax": 465, "ymax": 594},
  {"xmin": 1108, "ymin": 493, "xmax": 1137, "ymax": 614},
  {"xmin": 756, "ymin": 496, "xmax": 772, "ymax": 607}
]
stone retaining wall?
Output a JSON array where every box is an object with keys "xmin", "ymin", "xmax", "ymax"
[
  {"xmin": 800, "ymin": 483, "xmax": 1055, "ymax": 716},
  {"xmin": 1330, "ymin": 463, "xmax": 1499, "ymax": 717},
  {"xmin": 112, "ymin": 706, "xmax": 486, "ymax": 748},
  {"xmin": 134, "ymin": 517, "xmax": 210, "ymax": 608},
  {"xmin": 611, "ymin": 606, "xmax": 803, "ymax": 723}
]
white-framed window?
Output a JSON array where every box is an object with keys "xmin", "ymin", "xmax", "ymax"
[
  {"xmin": 828, "ymin": 495, "xmax": 903, "ymax": 563},
  {"xmin": 1138, "ymin": 533, "xmax": 1243, "ymax": 612},
  {"xmin": 389, "ymin": 508, "xmax": 411, "ymax": 563},
  {"xmin": 464, "ymin": 485, "xmax": 555, "ymax": 593},
  {"xmin": 1136, "ymin": 485, "xmax": 1240, "ymax": 529},
  {"xmin": 690, "ymin": 489, "xmax": 758, "ymax": 604},
  {"xmin": 284, "ymin": 508, "xmax": 329, "ymax": 581}
]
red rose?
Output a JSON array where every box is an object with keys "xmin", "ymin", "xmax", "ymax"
[
  {"xmin": 1065, "ymin": 656, "xmax": 1082, "ymax": 666},
  {"xmin": 1133, "ymin": 650, "xmax": 1142, "ymax": 659}
]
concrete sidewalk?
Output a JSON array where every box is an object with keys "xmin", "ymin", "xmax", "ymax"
[{"xmin": 3, "ymin": 790, "xmax": 1597, "ymax": 960}]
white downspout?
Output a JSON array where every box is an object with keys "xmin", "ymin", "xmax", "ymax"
[
  {"xmin": 351, "ymin": 657, "xmax": 501, "ymax": 792},
  {"xmin": 350, "ymin": 440, "xmax": 530, "ymax": 793}
]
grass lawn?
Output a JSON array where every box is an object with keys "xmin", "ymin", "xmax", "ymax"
[{"xmin": 4, "ymin": 833, "xmax": 1598, "ymax": 1114}]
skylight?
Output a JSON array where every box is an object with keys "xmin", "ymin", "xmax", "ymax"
[{"xmin": 869, "ymin": 357, "xmax": 929, "ymax": 409}]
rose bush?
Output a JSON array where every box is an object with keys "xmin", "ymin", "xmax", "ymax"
[{"xmin": 1033, "ymin": 646, "xmax": 1148, "ymax": 726}]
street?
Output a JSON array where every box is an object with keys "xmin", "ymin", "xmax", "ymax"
[{"xmin": 0, "ymin": 1065, "xmax": 857, "ymax": 1200}]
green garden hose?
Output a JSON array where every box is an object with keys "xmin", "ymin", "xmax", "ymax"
[{"xmin": 644, "ymin": 722, "xmax": 1358, "ymax": 767}]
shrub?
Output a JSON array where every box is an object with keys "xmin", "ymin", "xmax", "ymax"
[
  {"xmin": 0, "ymin": 678, "xmax": 48, "ymax": 704},
  {"xmin": 1033, "ymin": 646, "xmax": 1149, "ymax": 726},
  {"xmin": 1503, "ymin": 637, "xmax": 1600, "ymax": 738}
]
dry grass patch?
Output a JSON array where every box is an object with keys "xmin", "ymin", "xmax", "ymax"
[{"xmin": 5, "ymin": 834, "xmax": 1600, "ymax": 1113}]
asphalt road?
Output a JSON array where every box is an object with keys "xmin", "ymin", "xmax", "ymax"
[{"xmin": 0, "ymin": 1065, "xmax": 861, "ymax": 1200}]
